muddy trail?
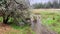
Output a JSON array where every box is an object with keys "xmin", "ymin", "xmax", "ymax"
[{"xmin": 31, "ymin": 15, "xmax": 57, "ymax": 34}]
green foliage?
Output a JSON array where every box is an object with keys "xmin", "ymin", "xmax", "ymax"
[
  {"xmin": 0, "ymin": 17, "xmax": 3, "ymax": 22},
  {"xmin": 8, "ymin": 17, "xmax": 14, "ymax": 22}
]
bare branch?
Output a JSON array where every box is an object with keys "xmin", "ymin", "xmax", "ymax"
[{"xmin": 14, "ymin": 0, "xmax": 20, "ymax": 4}]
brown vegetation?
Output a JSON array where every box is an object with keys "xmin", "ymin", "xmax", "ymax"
[{"xmin": 0, "ymin": 23, "xmax": 20, "ymax": 34}]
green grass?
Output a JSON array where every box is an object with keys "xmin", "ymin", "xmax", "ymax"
[
  {"xmin": 10, "ymin": 24, "xmax": 35, "ymax": 34},
  {"xmin": 33, "ymin": 10, "xmax": 60, "ymax": 34},
  {"xmin": 42, "ymin": 14, "xmax": 60, "ymax": 34}
]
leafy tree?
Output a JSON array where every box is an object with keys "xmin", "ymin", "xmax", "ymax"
[{"xmin": 0, "ymin": 0, "xmax": 30, "ymax": 25}]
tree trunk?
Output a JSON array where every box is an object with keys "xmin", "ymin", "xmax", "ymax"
[
  {"xmin": 3, "ymin": 15, "xmax": 10, "ymax": 24},
  {"xmin": 3, "ymin": 17, "xmax": 8, "ymax": 24}
]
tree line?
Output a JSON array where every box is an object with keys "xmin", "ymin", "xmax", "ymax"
[{"xmin": 32, "ymin": 1, "xmax": 60, "ymax": 9}]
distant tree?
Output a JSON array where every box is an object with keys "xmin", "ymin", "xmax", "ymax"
[
  {"xmin": 32, "ymin": 1, "xmax": 60, "ymax": 9},
  {"xmin": 58, "ymin": 3, "xmax": 60, "ymax": 8},
  {"xmin": 0, "ymin": 0, "xmax": 30, "ymax": 25},
  {"xmin": 32, "ymin": 3, "xmax": 44, "ymax": 9},
  {"xmin": 46, "ymin": 1, "xmax": 53, "ymax": 8},
  {"xmin": 53, "ymin": 1, "xmax": 59, "ymax": 8}
]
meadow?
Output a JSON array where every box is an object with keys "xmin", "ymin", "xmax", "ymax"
[
  {"xmin": 32, "ymin": 9, "xmax": 60, "ymax": 34},
  {"xmin": 0, "ymin": 9, "xmax": 60, "ymax": 34}
]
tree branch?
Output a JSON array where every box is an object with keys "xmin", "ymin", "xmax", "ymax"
[{"xmin": 14, "ymin": 0, "xmax": 20, "ymax": 4}]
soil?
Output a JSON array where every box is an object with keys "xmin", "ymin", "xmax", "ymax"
[{"xmin": 0, "ymin": 23, "xmax": 20, "ymax": 34}]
